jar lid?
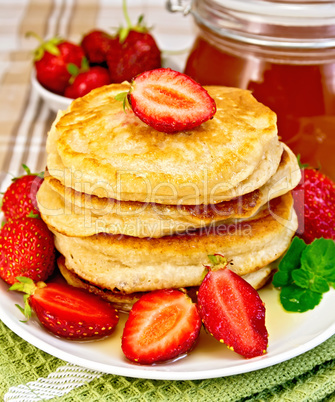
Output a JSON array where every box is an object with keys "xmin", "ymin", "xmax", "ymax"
[
  {"xmin": 212, "ymin": 0, "xmax": 335, "ymax": 23},
  {"xmin": 167, "ymin": 0, "xmax": 335, "ymax": 49}
]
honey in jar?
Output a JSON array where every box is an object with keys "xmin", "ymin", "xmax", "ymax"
[{"xmin": 168, "ymin": 0, "xmax": 335, "ymax": 180}]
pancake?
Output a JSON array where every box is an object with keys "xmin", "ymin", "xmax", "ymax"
[
  {"xmin": 46, "ymin": 84, "xmax": 283, "ymax": 205},
  {"xmin": 51, "ymin": 192, "xmax": 297, "ymax": 295},
  {"xmin": 57, "ymin": 256, "xmax": 144, "ymax": 312},
  {"xmin": 38, "ymin": 144, "xmax": 300, "ymax": 238},
  {"xmin": 57, "ymin": 256, "xmax": 274, "ymax": 312}
]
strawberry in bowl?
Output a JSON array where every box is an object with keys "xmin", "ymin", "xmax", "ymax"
[{"xmin": 30, "ymin": 0, "xmax": 162, "ymax": 112}]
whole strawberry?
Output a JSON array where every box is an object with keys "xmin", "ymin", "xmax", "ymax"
[
  {"xmin": 81, "ymin": 29, "xmax": 113, "ymax": 64},
  {"xmin": 0, "ymin": 217, "xmax": 55, "ymax": 285},
  {"xmin": 10, "ymin": 278, "xmax": 119, "ymax": 340},
  {"xmin": 64, "ymin": 65, "xmax": 111, "ymax": 99},
  {"xmin": 28, "ymin": 32, "xmax": 85, "ymax": 95},
  {"xmin": 2, "ymin": 165, "xmax": 43, "ymax": 221},
  {"xmin": 106, "ymin": 2, "xmax": 161, "ymax": 83},
  {"xmin": 292, "ymin": 168, "xmax": 335, "ymax": 244}
]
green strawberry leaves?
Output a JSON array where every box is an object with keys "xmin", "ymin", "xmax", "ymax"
[
  {"xmin": 273, "ymin": 237, "xmax": 335, "ymax": 312},
  {"xmin": 67, "ymin": 57, "xmax": 90, "ymax": 84},
  {"xmin": 114, "ymin": 91, "xmax": 130, "ymax": 111},
  {"xmin": 11, "ymin": 164, "xmax": 44, "ymax": 182},
  {"xmin": 26, "ymin": 32, "xmax": 63, "ymax": 61}
]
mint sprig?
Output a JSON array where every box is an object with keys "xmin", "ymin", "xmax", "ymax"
[{"xmin": 273, "ymin": 237, "xmax": 335, "ymax": 312}]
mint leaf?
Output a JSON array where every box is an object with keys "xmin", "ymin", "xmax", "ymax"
[
  {"xmin": 273, "ymin": 236, "xmax": 335, "ymax": 313},
  {"xmin": 301, "ymin": 238, "xmax": 335, "ymax": 283},
  {"xmin": 311, "ymin": 276, "xmax": 330, "ymax": 293},
  {"xmin": 292, "ymin": 269, "xmax": 330, "ymax": 293},
  {"xmin": 280, "ymin": 284, "xmax": 323, "ymax": 313},
  {"xmin": 272, "ymin": 236, "xmax": 307, "ymax": 287},
  {"xmin": 272, "ymin": 270, "xmax": 290, "ymax": 287},
  {"xmin": 291, "ymin": 268, "xmax": 313, "ymax": 289}
]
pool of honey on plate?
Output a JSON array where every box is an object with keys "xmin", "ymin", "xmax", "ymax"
[
  {"xmin": 86, "ymin": 283, "xmax": 307, "ymax": 366},
  {"xmin": 184, "ymin": 34, "xmax": 335, "ymax": 181}
]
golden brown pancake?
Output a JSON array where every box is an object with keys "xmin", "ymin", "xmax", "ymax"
[
  {"xmin": 38, "ymin": 144, "xmax": 300, "ymax": 238},
  {"xmin": 46, "ymin": 84, "xmax": 283, "ymax": 205},
  {"xmin": 57, "ymin": 256, "xmax": 274, "ymax": 312},
  {"xmin": 51, "ymin": 192, "xmax": 297, "ymax": 295}
]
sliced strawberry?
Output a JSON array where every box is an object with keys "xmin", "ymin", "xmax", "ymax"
[
  {"xmin": 197, "ymin": 256, "xmax": 268, "ymax": 358},
  {"xmin": 127, "ymin": 68, "xmax": 216, "ymax": 133},
  {"xmin": 10, "ymin": 278, "xmax": 119, "ymax": 340},
  {"xmin": 121, "ymin": 289, "xmax": 201, "ymax": 364}
]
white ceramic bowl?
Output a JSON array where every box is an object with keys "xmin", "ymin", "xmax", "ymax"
[{"xmin": 31, "ymin": 72, "xmax": 73, "ymax": 113}]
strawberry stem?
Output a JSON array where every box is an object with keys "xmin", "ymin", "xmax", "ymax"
[
  {"xmin": 114, "ymin": 91, "xmax": 130, "ymax": 111},
  {"xmin": 22, "ymin": 164, "xmax": 31, "ymax": 175},
  {"xmin": 118, "ymin": 0, "xmax": 148, "ymax": 43},
  {"xmin": 11, "ymin": 164, "xmax": 44, "ymax": 182},
  {"xmin": 26, "ymin": 32, "xmax": 63, "ymax": 61},
  {"xmin": 207, "ymin": 254, "xmax": 228, "ymax": 271},
  {"xmin": 9, "ymin": 276, "xmax": 37, "ymax": 295},
  {"xmin": 25, "ymin": 31, "xmax": 43, "ymax": 44},
  {"xmin": 297, "ymin": 154, "xmax": 309, "ymax": 169},
  {"xmin": 123, "ymin": 0, "xmax": 132, "ymax": 30},
  {"xmin": 27, "ymin": 211, "xmax": 41, "ymax": 219},
  {"xmin": 10, "ymin": 277, "xmax": 47, "ymax": 321}
]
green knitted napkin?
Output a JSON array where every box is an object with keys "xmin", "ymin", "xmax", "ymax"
[{"xmin": 1, "ymin": 320, "xmax": 335, "ymax": 401}]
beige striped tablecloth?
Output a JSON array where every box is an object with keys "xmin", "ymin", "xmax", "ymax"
[{"xmin": 1, "ymin": 2, "xmax": 335, "ymax": 401}]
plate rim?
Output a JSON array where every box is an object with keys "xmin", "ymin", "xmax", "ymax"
[{"xmin": 1, "ymin": 287, "xmax": 335, "ymax": 381}]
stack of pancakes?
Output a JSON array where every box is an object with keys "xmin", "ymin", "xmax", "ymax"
[{"xmin": 37, "ymin": 83, "xmax": 300, "ymax": 311}]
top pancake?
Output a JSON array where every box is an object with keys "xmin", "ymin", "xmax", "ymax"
[{"xmin": 46, "ymin": 83, "xmax": 282, "ymax": 205}]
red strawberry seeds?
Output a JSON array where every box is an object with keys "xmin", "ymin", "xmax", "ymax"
[
  {"xmin": 197, "ymin": 263, "xmax": 268, "ymax": 359},
  {"xmin": 292, "ymin": 168, "xmax": 335, "ymax": 243},
  {"xmin": 0, "ymin": 217, "xmax": 55, "ymax": 285},
  {"xmin": 122, "ymin": 289, "xmax": 201, "ymax": 364},
  {"xmin": 127, "ymin": 68, "xmax": 216, "ymax": 133}
]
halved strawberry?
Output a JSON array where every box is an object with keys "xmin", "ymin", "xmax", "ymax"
[
  {"xmin": 126, "ymin": 68, "xmax": 216, "ymax": 133},
  {"xmin": 197, "ymin": 255, "xmax": 268, "ymax": 358},
  {"xmin": 10, "ymin": 278, "xmax": 119, "ymax": 340},
  {"xmin": 121, "ymin": 289, "xmax": 201, "ymax": 364}
]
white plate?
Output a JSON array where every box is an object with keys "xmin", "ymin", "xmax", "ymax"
[{"xmin": 1, "ymin": 279, "xmax": 335, "ymax": 381}]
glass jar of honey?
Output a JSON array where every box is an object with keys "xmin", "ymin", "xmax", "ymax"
[{"xmin": 167, "ymin": 0, "xmax": 335, "ymax": 180}]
